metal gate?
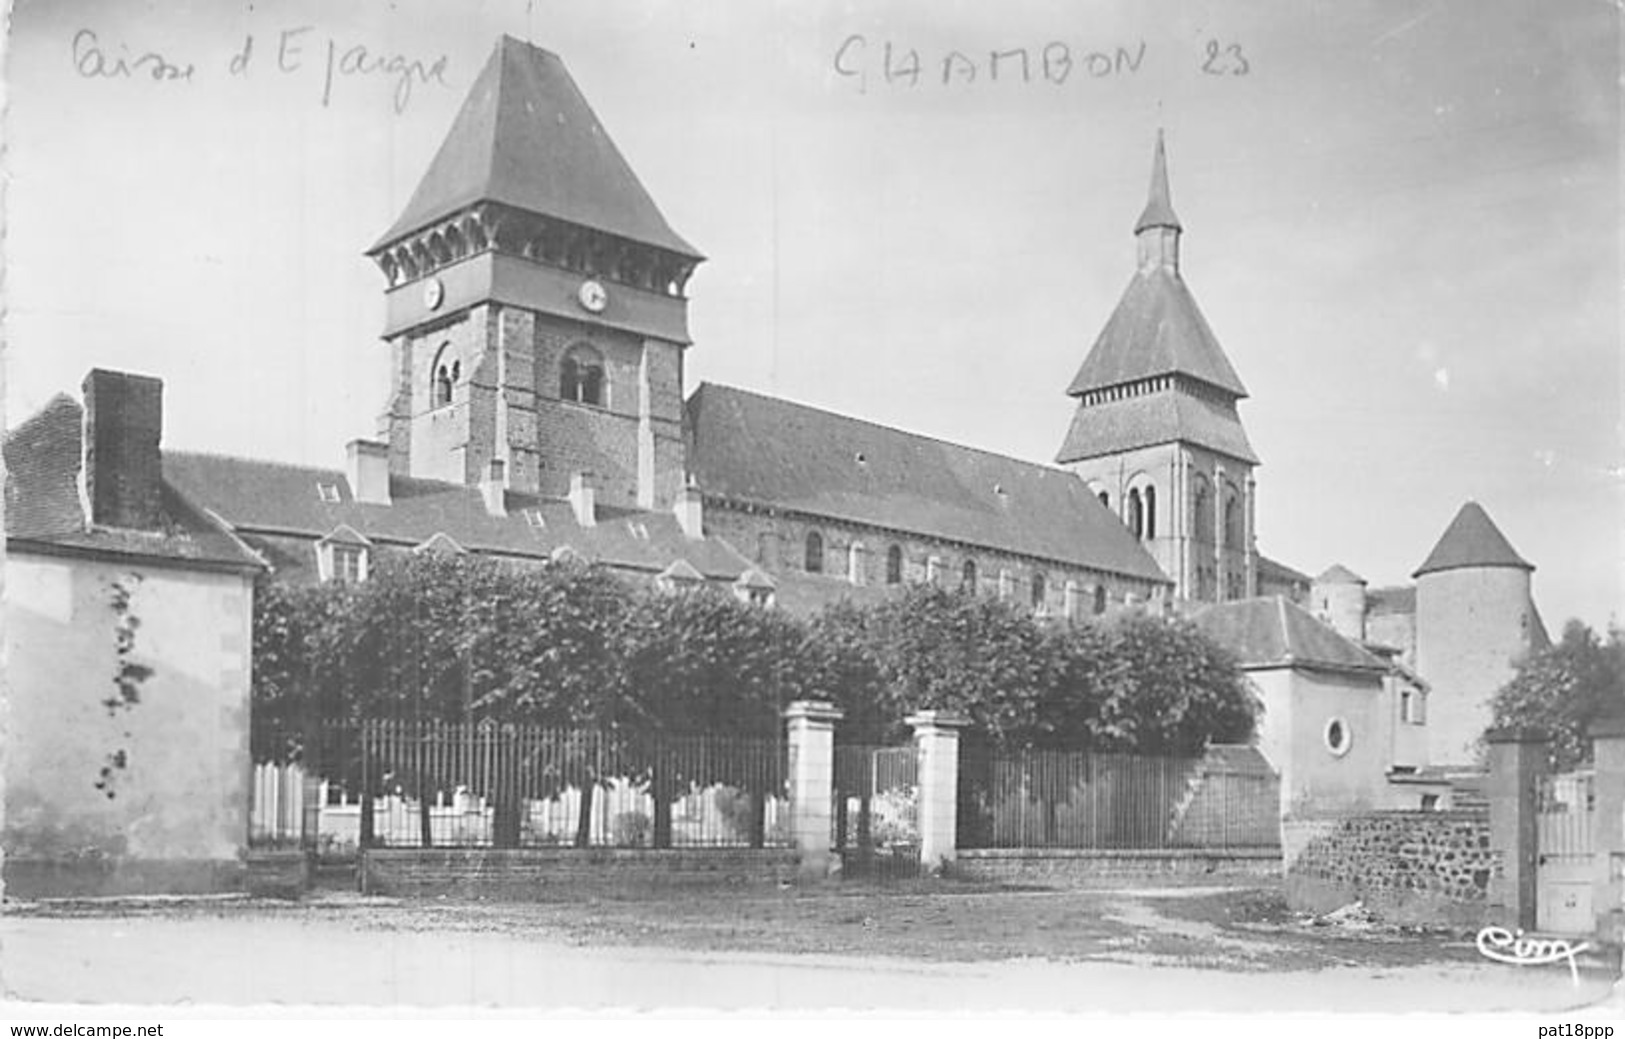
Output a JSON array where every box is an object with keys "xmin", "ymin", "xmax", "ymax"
[
  {"xmin": 1536, "ymin": 770, "xmax": 1595, "ymax": 934},
  {"xmin": 832, "ymin": 742, "xmax": 920, "ymax": 879}
]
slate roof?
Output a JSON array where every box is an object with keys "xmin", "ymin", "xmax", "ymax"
[
  {"xmin": 1413, "ymin": 501, "xmax": 1533, "ymax": 577},
  {"xmin": 686, "ymin": 383, "xmax": 1169, "ymax": 584},
  {"xmin": 1054, "ymin": 384, "xmax": 1258, "ymax": 465},
  {"xmin": 4, "ymin": 396, "xmax": 264, "ymax": 572},
  {"xmin": 371, "ymin": 36, "xmax": 700, "ymax": 258},
  {"xmin": 1065, "ymin": 268, "xmax": 1249, "ymax": 399},
  {"xmin": 1315, "ymin": 563, "xmax": 1366, "ymax": 585},
  {"xmin": 1366, "ymin": 585, "xmax": 1416, "ymax": 617},
  {"xmin": 162, "ymin": 452, "xmax": 752, "ymax": 581},
  {"xmin": 1192, "ymin": 596, "xmax": 1389, "ymax": 675},
  {"xmin": 1256, "ymin": 554, "xmax": 1311, "ymax": 587},
  {"xmin": 1134, "ymin": 131, "xmax": 1182, "ymax": 234}
]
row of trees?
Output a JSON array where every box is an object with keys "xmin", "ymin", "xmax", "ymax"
[
  {"xmin": 252, "ymin": 554, "xmax": 1258, "ymax": 847},
  {"xmin": 254, "ymin": 553, "xmax": 1258, "ymax": 751}
]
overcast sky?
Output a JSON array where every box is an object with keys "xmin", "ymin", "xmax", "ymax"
[{"xmin": 7, "ymin": 0, "xmax": 1620, "ymax": 631}]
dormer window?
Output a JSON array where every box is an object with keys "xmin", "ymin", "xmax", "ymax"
[
  {"xmin": 316, "ymin": 525, "xmax": 372, "ymax": 584},
  {"xmin": 560, "ymin": 344, "xmax": 606, "ymax": 406},
  {"xmin": 316, "ymin": 482, "xmax": 341, "ymax": 504}
]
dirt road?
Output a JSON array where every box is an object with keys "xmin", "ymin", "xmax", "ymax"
[{"xmin": 2, "ymin": 889, "xmax": 1617, "ymax": 1014}]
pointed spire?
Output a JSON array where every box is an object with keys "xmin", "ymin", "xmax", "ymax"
[{"xmin": 1134, "ymin": 130, "xmax": 1182, "ymax": 234}]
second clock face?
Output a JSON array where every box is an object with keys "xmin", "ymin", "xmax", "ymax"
[
  {"xmin": 577, "ymin": 279, "xmax": 608, "ymax": 313},
  {"xmin": 423, "ymin": 277, "xmax": 444, "ymax": 310}
]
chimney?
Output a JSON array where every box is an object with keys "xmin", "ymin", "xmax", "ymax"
[
  {"xmin": 81, "ymin": 369, "xmax": 163, "ymax": 530},
  {"xmin": 346, "ymin": 439, "xmax": 392, "ymax": 505},
  {"xmin": 480, "ymin": 458, "xmax": 507, "ymax": 517},
  {"xmin": 568, "ymin": 471, "xmax": 597, "ymax": 527},
  {"xmin": 673, "ymin": 479, "xmax": 703, "ymax": 539}
]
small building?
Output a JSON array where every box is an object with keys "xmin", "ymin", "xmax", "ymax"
[
  {"xmin": 1193, "ymin": 596, "xmax": 1421, "ymax": 818},
  {"xmin": 4, "ymin": 372, "xmax": 265, "ymax": 896}
]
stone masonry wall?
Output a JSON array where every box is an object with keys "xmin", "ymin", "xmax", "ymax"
[{"xmin": 1285, "ymin": 810, "xmax": 1498, "ymax": 929}]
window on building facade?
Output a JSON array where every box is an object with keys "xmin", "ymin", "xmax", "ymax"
[
  {"xmin": 962, "ymin": 558, "xmax": 978, "ymax": 592},
  {"xmin": 1192, "ymin": 478, "xmax": 1213, "ymax": 544},
  {"xmin": 1127, "ymin": 489, "xmax": 1144, "ymax": 539},
  {"xmin": 1031, "ymin": 572, "xmax": 1047, "ymax": 611},
  {"xmin": 1093, "ymin": 584, "xmax": 1107, "ymax": 615},
  {"xmin": 1144, "ymin": 486, "xmax": 1157, "ymax": 539},
  {"xmin": 926, "ymin": 556, "xmax": 943, "ymax": 586},
  {"xmin": 560, "ymin": 344, "xmax": 606, "ymax": 406},
  {"xmin": 1098, "ymin": 490, "xmax": 1110, "ymax": 510},
  {"xmin": 847, "ymin": 542, "xmax": 866, "ymax": 586},
  {"xmin": 886, "ymin": 545, "xmax": 903, "ymax": 585},
  {"xmin": 1224, "ymin": 493, "xmax": 1241, "ymax": 549},
  {"xmin": 804, "ymin": 531, "xmax": 824, "ymax": 574},
  {"xmin": 430, "ymin": 344, "xmax": 457, "ymax": 408}
]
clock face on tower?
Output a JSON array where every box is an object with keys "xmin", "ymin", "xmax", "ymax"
[
  {"xmin": 423, "ymin": 277, "xmax": 444, "ymax": 310},
  {"xmin": 577, "ymin": 279, "xmax": 608, "ymax": 313}
]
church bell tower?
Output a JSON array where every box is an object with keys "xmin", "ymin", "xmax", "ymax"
[
  {"xmin": 1056, "ymin": 133, "xmax": 1259, "ymax": 603},
  {"xmin": 367, "ymin": 36, "xmax": 703, "ymax": 509}
]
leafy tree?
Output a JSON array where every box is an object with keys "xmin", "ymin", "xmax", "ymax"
[
  {"xmin": 1489, "ymin": 620, "xmax": 1625, "ymax": 771},
  {"xmin": 1084, "ymin": 612, "xmax": 1258, "ymax": 755}
]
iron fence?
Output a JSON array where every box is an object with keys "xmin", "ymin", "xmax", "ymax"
[
  {"xmin": 957, "ymin": 743, "xmax": 1279, "ymax": 850},
  {"xmin": 832, "ymin": 741, "xmax": 921, "ymax": 878},
  {"xmin": 250, "ymin": 721, "xmax": 789, "ymax": 850}
]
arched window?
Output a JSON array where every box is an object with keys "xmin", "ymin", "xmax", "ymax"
[
  {"xmin": 430, "ymin": 344, "xmax": 456, "ymax": 408},
  {"xmin": 886, "ymin": 545, "xmax": 904, "ymax": 585},
  {"xmin": 1097, "ymin": 490, "xmax": 1110, "ymax": 510},
  {"xmin": 1144, "ymin": 486, "xmax": 1157, "ymax": 539},
  {"xmin": 560, "ymin": 344, "xmax": 606, "ymax": 406},
  {"xmin": 1223, "ymin": 492, "xmax": 1242, "ymax": 549},
  {"xmin": 961, "ymin": 558, "xmax": 978, "ymax": 592},
  {"xmin": 804, "ymin": 531, "xmax": 824, "ymax": 574},
  {"xmin": 1093, "ymin": 584, "xmax": 1108, "ymax": 615},
  {"xmin": 1192, "ymin": 476, "xmax": 1214, "ymax": 544},
  {"xmin": 1127, "ymin": 489, "xmax": 1144, "ymax": 539},
  {"xmin": 847, "ymin": 542, "xmax": 867, "ymax": 586},
  {"xmin": 1031, "ymin": 572, "xmax": 1047, "ymax": 610}
]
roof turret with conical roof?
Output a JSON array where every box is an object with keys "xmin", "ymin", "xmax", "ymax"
[
  {"xmin": 1413, "ymin": 501, "xmax": 1533, "ymax": 578},
  {"xmin": 371, "ymin": 36, "xmax": 700, "ymax": 259}
]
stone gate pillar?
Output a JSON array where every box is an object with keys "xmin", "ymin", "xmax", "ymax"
[
  {"xmin": 907, "ymin": 710, "xmax": 969, "ymax": 876},
  {"xmin": 784, "ymin": 700, "xmax": 843, "ymax": 880},
  {"xmin": 1589, "ymin": 715, "xmax": 1625, "ymax": 943},
  {"xmin": 1486, "ymin": 726, "xmax": 1547, "ymax": 931}
]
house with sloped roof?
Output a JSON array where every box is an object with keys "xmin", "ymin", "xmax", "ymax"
[
  {"xmin": 1193, "ymin": 596, "xmax": 1428, "ymax": 816},
  {"xmin": 3, "ymin": 372, "xmax": 265, "ymax": 897}
]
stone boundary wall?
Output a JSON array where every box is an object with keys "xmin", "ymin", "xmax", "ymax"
[
  {"xmin": 949, "ymin": 848, "xmax": 1280, "ymax": 887},
  {"xmin": 2, "ymin": 857, "xmax": 244, "ymax": 899},
  {"xmin": 1284, "ymin": 810, "xmax": 1498, "ymax": 929},
  {"xmin": 361, "ymin": 848, "xmax": 799, "ymax": 899}
]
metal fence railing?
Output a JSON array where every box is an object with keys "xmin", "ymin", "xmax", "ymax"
[
  {"xmin": 251, "ymin": 721, "xmax": 789, "ymax": 851},
  {"xmin": 956, "ymin": 744, "xmax": 1280, "ymax": 851}
]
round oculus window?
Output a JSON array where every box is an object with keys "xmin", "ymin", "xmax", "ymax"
[{"xmin": 1324, "ymin": 718, "xmax": 1352, "ymax": 757}]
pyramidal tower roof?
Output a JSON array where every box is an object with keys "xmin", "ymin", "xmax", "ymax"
[
  {"xmin": 371, "ymin": 36, "xmax": 700, "ymax": 258},
  {"xmin": 1413, "ymin": 501, "xmax": 1533, "ymax": 578}
]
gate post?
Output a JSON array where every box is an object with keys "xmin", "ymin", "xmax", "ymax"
[
  {"xmin": 907, "ymin": 710, "xmax": 969, "ymax": 876},
  {"xmin": 1486, "ymin": 726, "xmax": 1547, "ymax": 931},
  {"xmin": 784, "ymin": 700, "xmax": 843, "ymax": 880},
  {"xmin": 1589, "ymin": 715, "xmax": 1625, "ymax": 942}
]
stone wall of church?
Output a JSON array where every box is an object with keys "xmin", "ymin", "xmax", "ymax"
[{"xmin": 704, "ymin": 501, "xmax": 1166, "ymax": 615}]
